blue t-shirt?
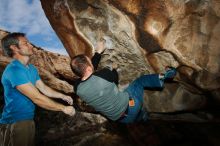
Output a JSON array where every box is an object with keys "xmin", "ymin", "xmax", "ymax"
[{"xmin": 0, "ymin": 59, "xmax": 40, "ymax": 124}]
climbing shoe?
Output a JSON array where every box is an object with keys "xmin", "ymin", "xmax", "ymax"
[{"xmin": 163, "ymin": 66, "xmax": 177, "ymax": 80}]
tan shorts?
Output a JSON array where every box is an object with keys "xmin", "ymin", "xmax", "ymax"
[{"xmin": 0, "ymin": 120, "xmax": 35, "ymax": 146}]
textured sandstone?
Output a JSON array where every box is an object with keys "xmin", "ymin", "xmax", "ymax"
[{"xmin": 40, "ymin": 0, "xmax": 220, "ymax": 112}]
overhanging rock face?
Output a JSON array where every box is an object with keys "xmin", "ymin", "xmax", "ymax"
[{"xmin": 6, "ymin": 0, "xmax": 219, "ymax": 112}]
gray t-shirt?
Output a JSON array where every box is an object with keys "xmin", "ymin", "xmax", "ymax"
[{"xmin": 77, "ymin": 75, "xmax": 129, "ymax": 121}]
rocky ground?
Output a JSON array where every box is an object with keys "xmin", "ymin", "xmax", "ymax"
[{"xmin": 34, "ymin": 108, "xmax": 220, "ymax": 146}]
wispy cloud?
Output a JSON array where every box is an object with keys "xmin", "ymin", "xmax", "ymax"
[
  {"xmin": 0, "ymin": 0, "xmax": 67, "ymax": 55},
  {"xmin": 42, "ymin": 46, "xmax": 68, "ymax": 55},
  {"xmin": 0, "ymin": 0, "xmax": 50, "ymax": 35}
]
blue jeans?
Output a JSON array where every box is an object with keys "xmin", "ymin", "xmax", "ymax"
[{"xmin": 119, "ymin": 74, "xmax": 163, "ymax": 123}]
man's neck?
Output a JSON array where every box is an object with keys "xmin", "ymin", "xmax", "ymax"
[
  {"xmin": 14, "ymin": 55, "xmax": 30, "ymax": 66},
  {"xmin": 81, "ymin": 70, "xmax": 93, "ymax": 81}
]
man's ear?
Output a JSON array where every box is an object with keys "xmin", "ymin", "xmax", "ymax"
[
  {"xmin": 9, "ymin": 44, "xmax": 18, "ymax": 52},
  {"xmin": 87, "ymin": 65, "xmax": 93, "ymax": 72}
]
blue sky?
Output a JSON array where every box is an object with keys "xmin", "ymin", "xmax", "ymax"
[{"xmin": 0, "ymin": 0, "xmax": 68, "ymax": 55}]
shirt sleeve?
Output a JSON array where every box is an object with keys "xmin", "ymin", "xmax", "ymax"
[
  {"xmin": 91, "ymin": 53, "xmax": 101, "ymax": 70},
  {"xmin": 31, "ymin": 65, "xmax": 41, "ymax": 83},
  {"xmin": 8, "ymin": 67, "xmax": 30, "ymax": 88}
]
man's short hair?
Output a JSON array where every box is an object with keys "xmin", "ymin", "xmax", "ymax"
[
  {"xmin": 1, "ymin": 32, "xmax": 25, "ymax": 57},
  {"xmin": 70, "ymin": 54, "xmax": 90, "ymax": 78}
]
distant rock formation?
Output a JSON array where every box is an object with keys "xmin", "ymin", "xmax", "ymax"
[{"xmin": 0, "ymin": 29, "xmax": 74, "ymax": 94}]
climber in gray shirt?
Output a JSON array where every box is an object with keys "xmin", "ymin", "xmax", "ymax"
[{"xmin": 70, "ymin": 41, "xmax": 177, "ymax": 123}]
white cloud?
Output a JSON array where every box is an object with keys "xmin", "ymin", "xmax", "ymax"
[
  {"xmin": 42, "ymin": 46, "xmax": 68, "ymax": 55},
  {"xmin": 0, "ymin": 0, "xmax": 67, "ymax": 55},
  {"xmin": 0, "ymin": 0, "xmax": 52, "ymax": 36}
]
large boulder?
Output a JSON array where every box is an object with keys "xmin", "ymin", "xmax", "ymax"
[{"xmin": 40, "ymin": 0, "xmax": 220, "ymax": 112}]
